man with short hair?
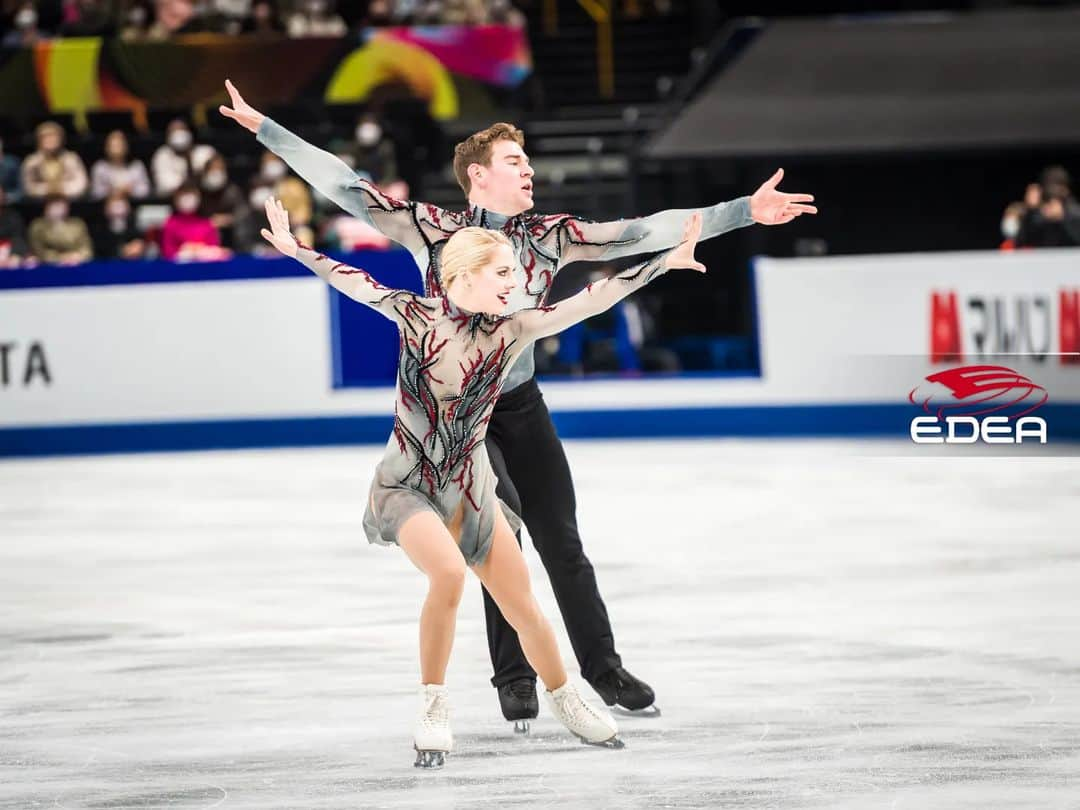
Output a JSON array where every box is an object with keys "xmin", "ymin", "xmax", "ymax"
[{"xmin": 220, "ymin": 80, "xmax": 815, "ymax": 722}]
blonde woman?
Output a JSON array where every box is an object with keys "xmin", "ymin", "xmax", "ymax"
[{"xmin": 260, "ymin": 197, "xmax": 706, "ymax": 768}]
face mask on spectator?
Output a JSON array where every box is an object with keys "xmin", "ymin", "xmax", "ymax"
[
  {"xmin": 1001, "ymin": 216, "xmax": 1020, "ymax": 240},
  {"xmin": 356, "ymin": 123, "xmax": 382, "ymax": 146},
  {"xmin": 203, "ymin": 170, "xmax": 227, "ymax": 191},
  {"xmin": 168, "ymin": 129, "xmax": 193, "ymax": 152},
  {"xmin": 262, "ymin": 159, "xmax": 286, "ymax": 181},
  {"xmin": 249, "ymin": 186, "xmax": 272, "ymax": 209},
  {"xmin": 176, "ymin": 193, "xmax": 199, "ymax": 214},
  {"xmin": 306, "ymin": 0, "xmax": 327, "ymax": 14},
  {"xmin": 128, "ymin": 6, "xmax": 146, "ymax": 26},
  {"xmin": 15, "ymin": 6, "xmax": 37, "ymax": 28},
  {"xmin": 46, "ymin": 202, "xmax": 67, "ymax": 221}
]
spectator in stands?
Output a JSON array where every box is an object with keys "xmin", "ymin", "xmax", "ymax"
[
  {"xmin": 160, "ymin": 183, "xmax": 229, "ymax": 261},
  {"xmin": 0, "ymin": 186, "xmax": 30, "ymax": 269},
  {"xmin": 254, "ymin": 151, "xmax": 287, "ymax": 194},
  {"xmin": 29, "ymin": 194, "xmax": 94, "ymax": 266},
  {"xmin": 244, "ymin": 182, "xmax": 275, "ymax": 254},
  {"xmin": 443, "ymin": 0, "xmax": 492, "ymax": 24},
  {"xmin": 208, "ymin": 0, "xmax": 251, "ymax": 34},
  {"xmin": 3, "ymin": 2, "xmax": 40, "ymax": 46},
  {"xmin": 243, "ymin": 151, "xmax": 314, "ymax": 250},
  {"xmin": 414, "ymin": 0, "xmax": 443, "ymax": 24},
  {"xmin": 120, "ymin": 0, "xmax": 152, "ymax": 39},
  {"xmin": 489, "ymin": 0, "xmax": 526, "ymax": 26},
  {"xmin": 0, "ymin": 137, "xmax": 22, "ymax": 202},
  {"xmin": 999, "ymin": 201, "xmax": 1025, "ymax": 251},
  {"xmin": 21, "ymin": 122, "xmax": 89, "ymax": 201},
  {"xmin": 363, "ymin": 0, "xmax": 393, "ymax": 26},
  {"xmin": 331, "ymin": 113, "xmax": 398, "ymax": 185},
  {"xmin": 198, "ymin": 154, "xmax": 251, "ymax": 249},
  {"xmin": 147, "ymin": 0, "xmax": 206, "ymax": 38},
  {"xmin": 243, "ymin": 0, "xmax": 285, "ymax": 34},
  {"xmin": 1016, "ymin": 165, "xmax": 1080, "ymax": 249},
  {"xmin": 287, "ymin": 0, "xmax": 346, "ymax": 37},
  {"xmin": 152, "ymin": 119, "xmax": 216, "ymax": 197},
  {"xmin": 59, "ymin": 0, "xmax": 112, "ymax": 36},
  {"xmin": 91, "ymin": 130, "xmax": 151, "ymax": 201},
  {"xmin": 95, "ymin": 192, "xmax": 148, "ymax": 260}
]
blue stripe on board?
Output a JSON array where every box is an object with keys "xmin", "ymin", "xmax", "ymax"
[
  {"xmin": 3, "ymin": 403, "xmax": 1078, "ymax": 458},
  {"xmin": 0, "ymin": 249, "xmax": 413, "ymax": 290}
]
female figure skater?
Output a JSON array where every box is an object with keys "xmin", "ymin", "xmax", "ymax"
[{"xmin": 259, "ymin": 197, "xmax": 706, "ymax": 768}]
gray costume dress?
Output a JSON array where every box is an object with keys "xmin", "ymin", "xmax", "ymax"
[{"xmin": 294, "ymin": 244, "xmax": 673, "ymax": 565}]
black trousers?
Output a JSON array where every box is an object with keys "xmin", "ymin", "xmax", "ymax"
[{"xmin": 482, "ymin": 377, "xmax": 622, "ymax": 687}]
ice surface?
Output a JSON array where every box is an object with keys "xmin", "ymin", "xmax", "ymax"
[{"xmin": 1, "ymin": 439, "xmax": 1078, "ymax": 808}]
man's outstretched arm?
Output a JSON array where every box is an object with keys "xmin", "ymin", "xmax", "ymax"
[
  {"xmin": 556, "ymin": 168, "xmax": 816, "ymax": 266},
  {"xmin": 219, "ymin": 79, "xmax": 446, "ymax": 259}
]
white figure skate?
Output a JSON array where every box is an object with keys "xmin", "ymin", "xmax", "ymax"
[
  {"xmin": 413, "ymin": 684, "xmax": 452, "ymax": 768},
  {"xmin": 545, "ymin": 682, "xmax": 624, "ymax": 748}
]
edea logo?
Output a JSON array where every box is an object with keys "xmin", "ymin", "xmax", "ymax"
[{"xmin": 908, "ymin": 365, "xmax": 1048, "ymax": 444}]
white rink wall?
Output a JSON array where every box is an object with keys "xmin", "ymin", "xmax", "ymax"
[{"xmin": 1, "ymin": 248, "xmax": 1078, "ymax": 454}]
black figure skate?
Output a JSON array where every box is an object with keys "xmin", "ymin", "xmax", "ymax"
[
  {"xmin": 589, "ymin": 666, "xmax": 661, "ymax": 718},
  {"xmin": 498, "ymin": 677, "xmax": 539, "ymax": 734}
]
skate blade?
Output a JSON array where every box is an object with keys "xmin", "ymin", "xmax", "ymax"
[
  {"xmin": 413, "ymin": 749, "xmax": 447, "ymax": 769},
  {"xmin": 577, "ymin": 733, "xmax": 625, "ymax": 749},
  {"xmin": 512, "ymin": 719, "xmax": 531, "ymax": 735},
  {"xmin": 613, "ymin": 704, "xmax": 661, "ymax": 718}
]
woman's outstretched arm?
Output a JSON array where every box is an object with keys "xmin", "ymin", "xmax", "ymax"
[
  {"xmin": 512, "ymin": 213, "xmax": 706, "ymax": 344},
  {"xmin": 261, "ymin": 197, "xmax": 420, "ymax": 324}
]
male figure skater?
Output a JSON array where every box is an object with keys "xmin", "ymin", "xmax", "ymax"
[{"xmin": 220, "ymin": 80, "xmax": 815, "ymax": 724}]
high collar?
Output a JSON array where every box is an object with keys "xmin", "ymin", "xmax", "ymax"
[
  {"xmin": 465, "ymin": 203, "xmax": 515, "ymax": 229},
  {"xmin": 441, "ymin": 292, "xmax": 502, "ymax": 325}
]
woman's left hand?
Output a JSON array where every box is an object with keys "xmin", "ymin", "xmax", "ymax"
[
  {"xmin": 664, "ymin": 212, "xmax": 706, "ymax": 273},
  {"xmin": 260, "ymin": 196, "xmax": 299, "ymax": 258}
]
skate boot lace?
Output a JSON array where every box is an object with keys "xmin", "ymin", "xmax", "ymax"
[
  {"xmin": 421, "ymin": 690, "xmax": 448, "ymax": 732},
  {"xmin": 559, "ymin": 685, "xmax": 604, "ymax": 728},
  {"xmin": 508, "ymin": 679, "xmax": 535, "ymax": 701}
]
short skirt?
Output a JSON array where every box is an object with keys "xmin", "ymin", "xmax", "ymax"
[{"xmin": 361, "ymin": 448, "xmax": 522, "ymax": 566}]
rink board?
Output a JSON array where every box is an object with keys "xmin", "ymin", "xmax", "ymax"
[{"xmin": 1, "ymin": 248, "xmax": 1078, "ymax": 456}]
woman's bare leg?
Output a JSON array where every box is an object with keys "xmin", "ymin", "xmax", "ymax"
[
  {"xmin": 472, "ymin": 512, "xmax": 567, "ymax": 691},
  {"xmin": 398, "ymin": 510, "xmax": 467, "ymax": 685}
]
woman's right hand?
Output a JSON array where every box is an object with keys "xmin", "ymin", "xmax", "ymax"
[
  {"xmin": 664, "ymin": 212, "xmax": 706, "ymax": 273},
  {"xmin": 260, "ymin": 196, "xmax": 299, "ymax": 258}
]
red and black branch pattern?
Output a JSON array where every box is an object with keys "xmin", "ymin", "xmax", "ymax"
[
  {"xmin": 394, "ymin": 306, "xmax": 519, "ymax": 508},
  {"xmin": 343, "ymin": 185, "xmax": 644, "ymax": 307}
]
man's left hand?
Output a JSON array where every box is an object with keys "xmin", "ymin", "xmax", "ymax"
[{"xmin": 750, "ymin": 168, "xmax": 817, "ymax": 225}]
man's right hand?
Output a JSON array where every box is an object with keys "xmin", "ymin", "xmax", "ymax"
[{"xmin": 219, "ymin": 79, "xmax": 265, "ymax": 134}]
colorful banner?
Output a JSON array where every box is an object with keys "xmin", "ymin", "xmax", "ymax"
[{"xmin": 0, "ymin": 26, "xmax": 532, "ymax": 122}]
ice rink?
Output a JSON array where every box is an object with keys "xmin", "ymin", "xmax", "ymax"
[{"xmin": 2, "ymin": 438, "xmax": 1078, "ymax": 809}]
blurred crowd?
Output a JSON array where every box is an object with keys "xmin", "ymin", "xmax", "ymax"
[
  {"xmin": 0, "ymin": 110, "xmax": 427, "ymax": 268},
  {"xmin": 1000, "ymin": 165, "xmax": 1080, "ymax": 250},
  {"xmin": 1, "ymin": 0, "xmax": 524, "ymax": 42}
]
